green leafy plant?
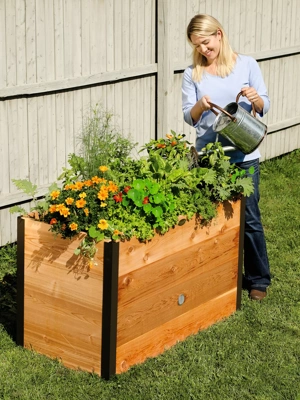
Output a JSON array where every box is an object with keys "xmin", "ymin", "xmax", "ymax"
[
  {"xmin": 11, "ymin": 110, "xmax": 254, "ymax": 263},
  {"xmin": 9, "ymin": 179, "xmax": 51, "ymax": 216},
  {"xmin": 59, "ymin": 106, "xmax": 138, "ymax": 182}
]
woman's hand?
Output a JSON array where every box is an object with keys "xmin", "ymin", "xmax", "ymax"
[
  {"xmin": 241, "ymin": 87, "xmax": 264, "ymax": 113},
  {"xmin": 190, "ymin": 95, "xmax": 211, "ymax": 124}
]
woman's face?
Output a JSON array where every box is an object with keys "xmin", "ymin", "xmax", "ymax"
[{"xmin": 190, "ymin": 30, "xmax": 222, "ymax": 64}]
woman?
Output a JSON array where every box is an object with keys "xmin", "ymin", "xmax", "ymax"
[{"xmin": 182, "ymin": 14, "xmax": 271, "ymax": 300}]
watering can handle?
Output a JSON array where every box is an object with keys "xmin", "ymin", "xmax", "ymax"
[
  {"xmin": 208, "ymin": 92, "xmax": 257, "ymax": 119},
  {"xmin": 207, "ymin": 102, "xmax": 237, "ymax": 122},
  {"xmin": 236, "ymin": 91, "xmax": 257, "ymax": 118}
]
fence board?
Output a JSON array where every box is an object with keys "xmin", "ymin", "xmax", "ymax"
[{"xmin": 0, "ymin": 0, "xmax": 299, "ymax": 246}]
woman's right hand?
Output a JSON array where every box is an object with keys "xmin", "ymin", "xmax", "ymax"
[
  {"xmin": 191, "ymin": 95, "xmax": 211, "ymax": 124},
  {"xmin": 199, "ymin": 95, "xmax": 212, "ymax": 111}
]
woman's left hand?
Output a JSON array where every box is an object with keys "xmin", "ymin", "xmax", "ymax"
[
  {"xmin": 241, "ymin": 87, "xmax": 259, "ymax": 103},
  {"xmin": 241, "ymin": 87, "xmax": 264, "ymax": 113}
]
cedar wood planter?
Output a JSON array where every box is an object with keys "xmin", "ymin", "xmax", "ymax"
[{"xmin": 17, "ymin": 198, "xmax": 245, "ymax": 379}]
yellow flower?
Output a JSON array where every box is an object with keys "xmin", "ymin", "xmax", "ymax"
[
  {"xmin": 69, "ymin": 222, "xmax": 78, "ymax": 231},
  {"xmin": 65, "ymin": 197, "xmax": 74, "ymax": 205},
  {"xmin": 83, "ymin": 180, "xmax": 93, "ymax": 187},
  {"xmin": 92, "ymin": 176, "xmax": 102, "ymax": 184},
  {"xmin": 113, "ymin": 229, "xmax": 123, "ymax": 236},
  {"xmin": 84, "ymin": 208, "xmax": 89, "ymax": 216},
  {"xmin": 49, "ymin": 205, "xmax": 57, "ymax": 213},
  {"xmin": 60, "ymin": 207, "xmax": 70, "ymax": 217},
  {"xmin": 99, "ymin": 165, "xmax": 109, "ymax": 172},
  {"xmin": 75, "ymin": 182, "xmax": 84, "ymax": 190},
  {"xmin": 79, "ymin": 192, "xmax": 87, "ymax": 198},
  {"xmin": 108, "ymin": 181, "xmax": 118, "ymax": 192},
  {"xmin": 98, "ymin": 219, "xmax": 109, "ymax": 230},
  {"xmin": 100, "ymin": 202, "xmax": 107, "ymax": 208},
  {"xmin": 50, "ymin": 190, "xmax": 60, "ymax": 200},
  {"xmin": 55, "ymin": 204, "xmax": 65, "ymax": 212},
  {"xmin": 97, "ymin": 187, "xmax": 109, "ymax": 201},
  {"xmin": 166, "ymin": 134, "xmax": 173, "ymax": 139},
  {"xmin": 76, "ymin": 198, "xmax": 86, "ymax": 208}
]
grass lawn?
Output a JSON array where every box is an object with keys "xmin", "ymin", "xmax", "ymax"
[{"xmin": 0, "ymin": 150, "xmax": 299, "ymax": 400}]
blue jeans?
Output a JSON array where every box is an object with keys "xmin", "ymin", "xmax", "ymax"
[{"xmin": 236, "ymin": 158, "xmax": 271, "ymax": 291}]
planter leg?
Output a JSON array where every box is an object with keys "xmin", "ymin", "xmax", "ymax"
[
  {"xmin": 101, "ymin": 242, "xmax": 120, "ymax": 380},
  {"xmin": 16, "ymin": 216, "xmax": 25, "ymax": 347}
]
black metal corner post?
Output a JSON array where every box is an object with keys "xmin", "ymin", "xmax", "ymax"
[
  {"xmin": 101, "ymin": 241, "xmax": 120, "ymax": 380},
  {"xmin": 16, "ymin": 216, "xmax": 25, "ymax": 346},
  {"xmin": 236, "ymin": 196, "xmax": 246, "ymax": 310}
]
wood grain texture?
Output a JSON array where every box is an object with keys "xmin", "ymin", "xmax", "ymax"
[
  {"xmin": 21, "ymin": 199, "xmax": 241, "ymax": 376},
  {"xmin": 23, "ymin": 217, "xmax": 104, "ymax": 374},
  {"xmin": 116, "ymin": 288, "xmax": 237, "ymax": 374}
]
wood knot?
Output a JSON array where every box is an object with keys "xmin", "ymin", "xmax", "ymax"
[
  {"xmin": 122, "ymin": 276, "xmax": 131, "ymax": 286},
  {"xmin": 128, "ymin": 246, "xmax": 134, "ymax": 253},
  {"xmin": 143, "ymin": 253, "xmax": 149, "ymax": 261},
  {"xmin": 170, "ymin": 265, "xmax": 177, "ymax": 273},
  {"xmin": 191, "ymin": 232, "xmax": 196, "ymax": 239},
  {"xmin": 120, "ymin": 360, "xmax": 128, "ymax": 371}
]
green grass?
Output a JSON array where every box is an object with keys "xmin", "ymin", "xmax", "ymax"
[{"xmin": 1, "ymin": 150, "xmax": 300, "ymax": 400}]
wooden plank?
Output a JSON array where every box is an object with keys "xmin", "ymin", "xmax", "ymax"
[
  {"xmin": 45, "ymin": 0, "xmax": 55, "ymax": 81},
  {"xmin": 0, "ymin": 101, "xmax": 9, "ymax": 195},
  {"xmin": 117, "ymin": 200, "xmax": 241, "ymax": 275},
  {"xmin": 117, "ymin": 233, "xmax": 239, "ymax": 345},
  {"xmin": 23, "ymin": 217, "xmax": 103, "ymax": 374},
  {"xmin": 16, "ymin": 0, "xmax": 26, "ymax": 85},
  {"xmin": 157, "ymin": 0, "xmax": 176, "ymax": 137},
  {"xmin": 0, "ymin": 0, "xmax": 6, "ymax": 88},
  {"xmin": 25, "ymin": 0, "xmax": 36, "ymax": 84},
  {"xmin": 27, "ymin": 97, "xmax": 39, "ymax": 184},
  {"xmin": 54, "ymin": 0, "xmax": 64, "ymax": 80},
  {"xmin": 36, "ymin": 0, "xmax": 46, "ymax": 82},
  {"xmin": 116, "ymin": 288, "xmax": 237, "ymax": 373}
]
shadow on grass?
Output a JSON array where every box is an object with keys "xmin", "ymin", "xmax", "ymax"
[{"xmin": 0, "ymin": 245, "xmax": 17, "ymax": 341}]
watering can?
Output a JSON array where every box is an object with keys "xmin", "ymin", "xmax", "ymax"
[{"xmin": 208, "ymin": 92, "xmax": 267, "ymax": 154}]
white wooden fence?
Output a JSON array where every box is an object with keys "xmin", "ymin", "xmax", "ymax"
[{"xmin": 1, "ymin": 0, "xmax": 300, "ymax": 245}]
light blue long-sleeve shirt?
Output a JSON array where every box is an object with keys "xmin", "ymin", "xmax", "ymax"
[{"xmin": 182, "ymin": 54, "xmax": 270, "ymax": 163}]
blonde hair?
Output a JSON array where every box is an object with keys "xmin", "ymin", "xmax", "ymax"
[{"xmin": 187, "ymin": 14, "xmax": 235, "ymax": 82}]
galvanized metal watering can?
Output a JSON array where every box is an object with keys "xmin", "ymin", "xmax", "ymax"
[{"xmin": 209, "ymin": 92, "xmax": 267, "ymax": 154}]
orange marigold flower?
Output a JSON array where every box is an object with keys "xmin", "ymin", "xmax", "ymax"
[
  {"xmin": 84, "ymin": 208, "xmax": 89, "ymax": 216},
  {"xmin": 64, "ymin": 184, "xmax": 71, "ymax": 190},
  {"xmin": 69, "ymin": 222, "xmax": 78, "ymax": 231},
  {"xmin": 166, "ymin": 134, "xmax": 173, "ymax": 139},
  {"xmin": 99, "ymin": 165, "xmax": 108, "ymax": 172},
  {"xmin": 79, "ymin": 192, "xmax": 87, "ymax": 198},
  {"xmin": 50, "ymin": 190, "xmax": 60, "ymax": 200},
  {"xmin": 171, "ymin": 140, "xmax": 177, "ymax": 146},
  {"xmin": 76, "ymin": 198, "xmax": 86, "ymax": 208},
  {"xmin": 98, "ymin": 188, "xmax": 109, "ymax": 201},
  {"xmin": 83, "ymin": 180, "xmax": 93, "ymax": 187},
  {"xmin": 156, "ymin": 143, "xmax": 166, "ymax": 148},
  {"xmin": 113, "ymin": 229, "xmax": 123, "ymax": 236},
  {"xmin": 49, "ymin": 218, "xmax": 57, "ymax": 225},
  {"xmin": 60, "ymin": 207, "xmax": 70, "ymax": 217},
  {"xmin": 98, "ymin": 219, "xmax": 109, "ymax": 230},
  {"xmin": 49, "ymin": 205, "xmax": 57, "ymax": 213},
  {"xmin": 92, "ymin": 176, "xmax": 102, "ymax": 184},
  {"xmin": 108, "ymin": 181, "xmax": 118, "ymax": 192},
  {"xmin": 123, "ymin": 186, "xmax": 131, "ymax": 194},
  {"xmin": 75, "ymin": 182, "xmax": 84, "ymax": 190},
  {"xmin": 65, "ymin": 197, "xmax": 74, "ymax": 205}
]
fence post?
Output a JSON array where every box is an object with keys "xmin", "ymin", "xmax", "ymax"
[{"xmin": 156, "ymin": 0, "xmax": 174, "ymax": 138}]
